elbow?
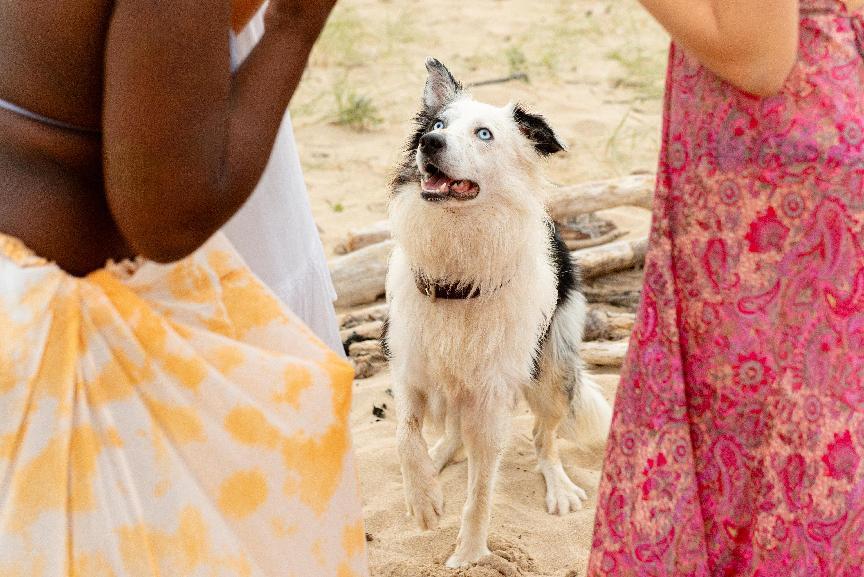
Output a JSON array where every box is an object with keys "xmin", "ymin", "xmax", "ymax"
[
  {"xmin": 717, "ymin": 46, "xmax": 798, "ymax": 98},
  {"xmin": 126, "ymin": 224, "xmax": 212, "ymax": 264},
  {"xmin": 733, "ymin": 65, "xmax": 794, "ymax": 98},
  {"xmin": 107, "ymin": 168, "xmax": 233, "ymax": 264},
  {"xmin": 116, "ymin": 198, "xmax": 226, "ymax": 264}
]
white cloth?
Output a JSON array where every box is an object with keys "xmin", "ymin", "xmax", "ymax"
[{"xmin": 224, "ymin": 8, "xmax": 343, "ymax": 355}]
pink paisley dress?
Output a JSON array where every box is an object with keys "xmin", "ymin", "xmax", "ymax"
[{"xmin": 588, "ymin": 2, "xmax": 864, "ymax": 576}]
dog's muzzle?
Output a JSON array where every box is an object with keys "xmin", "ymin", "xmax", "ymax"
[{"xmin": 420, "ymin": 133, "xmax": 446, "ymax": 155}]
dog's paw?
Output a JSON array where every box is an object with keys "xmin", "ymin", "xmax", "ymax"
[
  {"xmin": 445, "ymin": 529, "xmax": 495, "ymax": 569},
  {"xmin": 445, "ymin": 545, "xmax": 492, "ymax": 569},
  {"xmin": 545, "ymin": 477, "xmax": 586, "ymax": 515},
  {"xmin": 405, "ymin": 478, "xmax": 444, "ymax": 531},
  {"xmin": 540, "ymin": 460, "xmax": 587, "ymax": 515}
]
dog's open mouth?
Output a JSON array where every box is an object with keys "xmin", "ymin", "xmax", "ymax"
[{"xmin": 420, "ymin": 163, "xmax": 480, "ymax": 202}]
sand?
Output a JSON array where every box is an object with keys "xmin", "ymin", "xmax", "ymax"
[
  {"xmin": 290, "ymin": 1, "xmax": 668, "ymax": 574},
  {"xmin": 351, "ymin": 371, "xmax": 622, "ymax": 577}
]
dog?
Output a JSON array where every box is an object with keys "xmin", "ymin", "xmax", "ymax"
[{"xmin": 384, "ymin": 58, "xmax": 613, "ymax": 568}]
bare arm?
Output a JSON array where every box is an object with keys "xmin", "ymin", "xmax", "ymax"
[
  {"xmin": 103, "ymin": 1, "xmax": 335, "ymax": 262},
  {"xmin": 639, "ymin": 0, "xmax": 800, "ymax": 96}
]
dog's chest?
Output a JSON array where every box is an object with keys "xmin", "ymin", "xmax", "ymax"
[{"xmin": 387, "ymin": 249, "xmax": 558, "ymax": 385}]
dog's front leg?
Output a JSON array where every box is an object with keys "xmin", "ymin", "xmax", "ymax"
[
  {"xmin": 446, "ymin": 390, "xmax": 510, "ymax": 568},
  {"xmin": 396, "ymin": 384, "xmax": 444, "ymax": 531},
  {"xmin": 429, "ymin": 406, "xmax": 462, "ymax": 473}
]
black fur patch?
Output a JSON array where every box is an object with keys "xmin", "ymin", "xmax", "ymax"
[
  {"xmin": 513, "ymin": 105, "xmax": 566, "ymax": 157},
  {"xmin": 530, "ymin": 221, "xmax": 582, "ymax": 380},
  {"xmin": 549, "ymin": 221, "xmax": 581, "ymax": 308},
  {"xmin": 380, "ymin": 316, "xmax": 392, "ymax": 360},
  {"xmin": 342, "ymin": 333, "xmax": 366, "ymax": 357},
  {"xmin": 391, "ymin": 59, "xmax": 463, "ymax": 192}
]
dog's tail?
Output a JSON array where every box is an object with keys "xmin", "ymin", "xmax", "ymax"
[
  {"xmin": 560, "ymin": 374, "xmax": 613, "ymax": 450},
  {"xmin": 545, "ymin": 294, "xmax": 613, "ymax": 449}
]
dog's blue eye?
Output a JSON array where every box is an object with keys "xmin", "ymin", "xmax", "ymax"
[
  {"xmin": 476, "ymin": 128, "xmax": 494, "ymax": 141},
  {"xmin": 433, "ymin": 120, "xmax": 445, "ymax": 130}
]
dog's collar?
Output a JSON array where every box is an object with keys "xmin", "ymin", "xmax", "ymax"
[{"xmin": 413, "ymin": 271, "xmax": 506, "ymax": 301}]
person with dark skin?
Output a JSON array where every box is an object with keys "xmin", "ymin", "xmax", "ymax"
[
  {"xmin": 0, "ymin": 0, "xmax": 335, "ymax": 275},
  {"xmin": 0, "ymin": 2, "xmax": 370, "ymax": 575}
]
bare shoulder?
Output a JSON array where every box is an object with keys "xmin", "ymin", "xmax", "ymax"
[{"xmin": 0, "ymin": 0, "xmax": 114, "ymax": 128}]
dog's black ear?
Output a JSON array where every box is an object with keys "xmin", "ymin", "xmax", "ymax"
[
  {"xmin": 424, "ymin": 58, "xmax": 462, "ymax": 110},
  {"xmin": 513, "ymin": 105, "xmax": 566, "ymax": 156}
]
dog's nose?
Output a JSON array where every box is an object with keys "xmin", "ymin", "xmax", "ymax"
[{"xmin": 420, "ymin": 133, "xmax": 446, "ymax": 154}]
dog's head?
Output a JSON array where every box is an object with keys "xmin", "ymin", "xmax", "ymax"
[{"xmin": 391, "ymin": 58, "xmax": 565, "ymax": 207}]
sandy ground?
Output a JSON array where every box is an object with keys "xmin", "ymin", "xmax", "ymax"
[
  {"xmin": 351, "ymin": 370, "xmax": 623, "ymax": 577},
  {"xmin": 290, "ymin": 1, "xmax": 669, "ymax": 575}
]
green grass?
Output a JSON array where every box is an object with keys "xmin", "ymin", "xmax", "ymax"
[
  {"xmin": 332, "ymin": 80, "xmax": 382, "ymax": 131},
  {"xmin": 505, "ymin": 46, "xmax": 529, "ymax": 76},
  {"xmin": 326, "ymin": 200, "xmax": 345, "ymax": 213}
]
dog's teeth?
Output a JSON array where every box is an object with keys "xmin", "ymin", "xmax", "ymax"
[{"xmin": 439, "ymin": 182, "xmax": 449, "ymax": 193}]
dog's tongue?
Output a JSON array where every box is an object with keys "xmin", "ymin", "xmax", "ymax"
[{"xmin": 422, "ymin": 174, "xmax": 453, "ymax": 193}]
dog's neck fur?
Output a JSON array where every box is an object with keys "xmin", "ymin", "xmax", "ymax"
[{"xmin": 390, "ymin": 178, "xmax": 551, "ymax": 295}]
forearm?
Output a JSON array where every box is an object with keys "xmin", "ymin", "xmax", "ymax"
[
  {"xmin": 639, "ymin": 0, "xmax": 799, "ymax": 95},
  {"xmin": 226, "ymin": 20, "xmax": 317, "ymax": 211},
  {"xmin": 103, "ymin": 1, "xmax": 332, "ymax": 262}
]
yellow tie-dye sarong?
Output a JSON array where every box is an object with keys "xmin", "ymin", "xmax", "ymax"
[{"xmin": 0, "ymin": 232, "xmax": 368, "ymax": 577}]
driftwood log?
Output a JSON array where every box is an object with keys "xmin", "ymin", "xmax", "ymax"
[
  {"xmin": 341, "ymin": 320, "xmax": 385, "ymax": 343},
  {"xmin": 557, "ymin": 213, "xmax": 617, "ymax": 241},
  {"xmin": 334, "ymin": 220, "xmax": 392, "ymax": 255},
  {"xmin": 339, "ymin": 303, "xmax": 389, "ymax": 330},
  {"xmin": 575, "ymin": 237, "xmax": 648, "ymax": 281},
  {"xmin": 341, "ymin": 306, "xmax": 389, "ymax": 379},
  {"xmin": 580, "ymin": 340, "xmax": 630, "ymax": 368},
  {"xmin": 584, "ymin": 287, "xmax": 643, "ymax": 310},
  {"xmin": 546, "ymin": 174, "xmax": 654, "ymax": 222},
  {"xmin": 331, "ymin": 240, "xmax": 394, "ymax": 309},
  {"xmin": 341, "ymin": 320, "xmax": 385, "ymax": 355},
  {"xmin": 583, "ymin": 268, "xmax": 644, "ymax": 311},
  {"xmin": 565, "ymin": 229, "xmax": 626, "ymax": 251},
  {"xmin": 583, "ymin": 309, "xmax": 636, "ymax": 342},
  {"xmin": 348, "ymin": 340, "xmax": 388, "ymax": 380}
]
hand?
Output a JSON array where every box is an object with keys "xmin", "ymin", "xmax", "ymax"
[{"xmin": 265, "ymin": 0, "xmax": 339, "ymax": 36}]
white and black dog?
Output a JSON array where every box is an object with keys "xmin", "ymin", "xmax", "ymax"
[{"xmin": 384, "ymin": 59, "xmax": 612, "ymax": 567}]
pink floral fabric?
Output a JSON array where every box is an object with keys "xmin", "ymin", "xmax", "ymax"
[{"xmin": 588, "ymin": 2, "xmax": 864, "ymax": 576}]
